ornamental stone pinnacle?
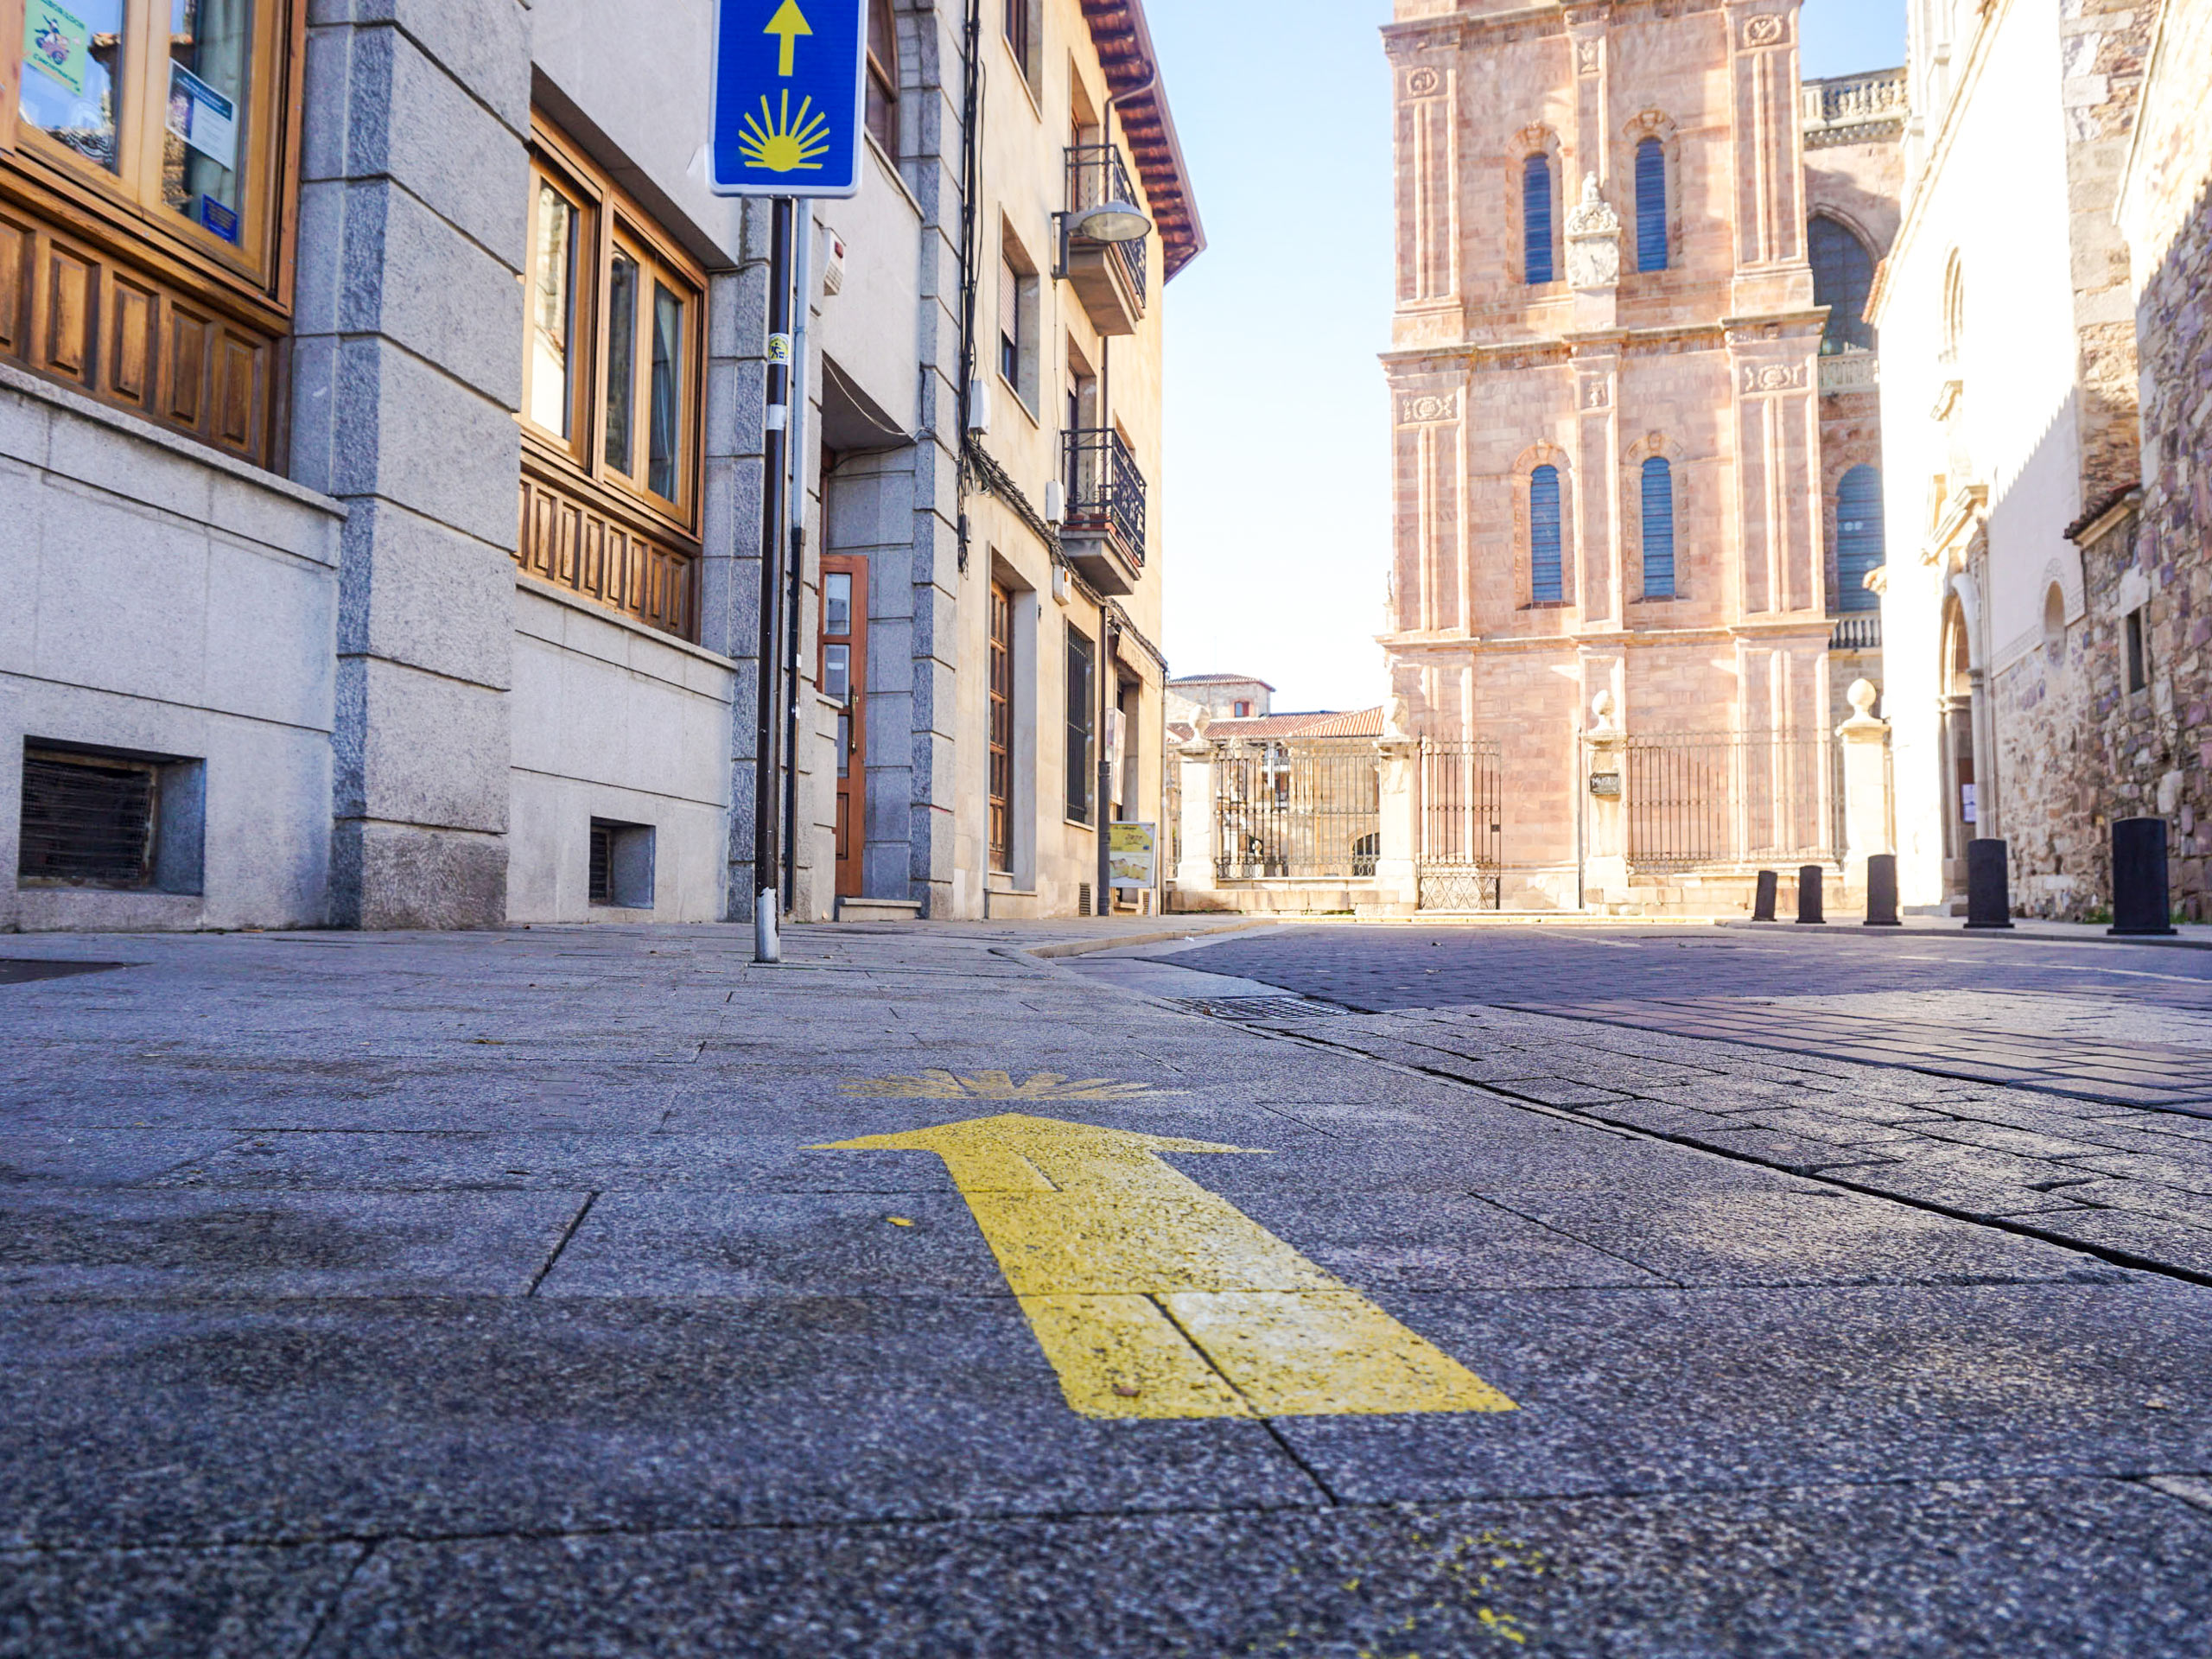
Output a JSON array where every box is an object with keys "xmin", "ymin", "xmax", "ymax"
[{"xmin": 1565, "ymin": 175, "xmax": 1622, "ymax": 290}]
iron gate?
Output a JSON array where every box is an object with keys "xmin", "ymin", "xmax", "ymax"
[
  {"xmin": 1416, "ymin": 739, "xmax": 1503, "ymax": 911},
  {"xmin": 1625, "ymin": 732, "xmax": 1845, "ymax": 870},
  {"xmin": 1213, "ymin": 738, "xmax": 1381, "ymax": 881}
]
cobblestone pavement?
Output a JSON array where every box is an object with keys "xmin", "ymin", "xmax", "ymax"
[
  {"xmin": 3, "ymin": 923, "xmax": 2212, "ymax": 1656},
  {"xmin": 1119, "ymin": 926, "xmax": 2212, "ymax": 1280}
]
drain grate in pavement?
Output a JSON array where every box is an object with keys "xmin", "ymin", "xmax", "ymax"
[{"xmin": 1172, "ymin": 995, "xmax": 1350, "ymax": 1025}]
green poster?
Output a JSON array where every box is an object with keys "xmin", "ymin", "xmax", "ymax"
[{"xmin": 25, "ymin": 3, "xmax": 92, "ymax": 98}]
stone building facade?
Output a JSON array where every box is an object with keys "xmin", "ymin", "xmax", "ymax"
[
  {"xmin": 1379, "ymin": 0, "xmax": 1901, "ymax": 911},
  {"xmin": 1871, "ymin": 0, "xmax": 2187, "ymax": 918},
  {"xmin": 2, "ymin": 0, "xmax": 1198, "ymax": 932},
  {"xmin": 2109, "ymin": 0, "xmax": 2212, "ymax": 920}
]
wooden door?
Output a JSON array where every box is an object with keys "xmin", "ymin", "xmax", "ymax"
[{"xmin": 822, "ymin": 557, "xmax": 868, "ymax": 898}]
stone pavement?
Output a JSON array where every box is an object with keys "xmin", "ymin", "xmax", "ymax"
[{"xmin": 2, "ymin": 921, "xmax": 2211, "ymax": 1656}]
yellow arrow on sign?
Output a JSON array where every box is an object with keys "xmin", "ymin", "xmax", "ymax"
[
  {"xmin": 815, "ymin": 1113, "xmax": 1516, "ymax": 1421},
  {"xmin": 765, "ymin": 0, "xmax": 812, "ymax": 76}
]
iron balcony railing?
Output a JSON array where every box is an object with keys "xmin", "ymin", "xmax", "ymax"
[
  {"xmin": 1062, "ymin": 427, "xmax": 1147, "ymax": 568},
  {"xmin": 1065, "ymin": 143, "xmax": 1148, "ymax": 308}
]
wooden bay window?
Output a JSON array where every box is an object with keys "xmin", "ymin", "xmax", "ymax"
[
  {"xmin": 1, "ymin": 0, "xmax": 305, "ymax": 462},
  {"xmin": 515, "ymin": 115, "xmax": 707, "ymax": 643}
]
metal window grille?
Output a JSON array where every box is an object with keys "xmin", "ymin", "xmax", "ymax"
[
  {"xmin": 988, "ymin": 584, "xmax": 1013, "ymax": 871},
  {"xmin": 1625, "ymin": 732, "xmax": 1844, "ymax": 871},
  {"xmin": 1641, "ymin": 458, "xmax": 1675, "ymax": 598},
  {"xmin": 1636, "ymin": 139, "xmax": 1669, "ymax": 272},
  {"xmin": 1213, "ymin": 738, "xmax": 1381, "ymax": 882},
  {"xmin": 1523, "ymin": 155, "xmax": 1554, "ymax": 284},
  {"xmin": 1531, "ymin": 465, "xmax": 1563, "ymax": 603},
  {"xmin": 19, "ymin": 750, "xmax": 158, "ymax": 888},
  {"xmin": 1835, "ymin": 465, "xmax": 1885, "ymax": 613}
]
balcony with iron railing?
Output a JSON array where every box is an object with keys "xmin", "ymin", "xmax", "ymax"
[
  {"xmin": 1058, "ymin": 144, "xmax": 1148, "ymax": 336},
  {"xmin": 1060, "ymin": 427, "xmax": 1147, "ymax": 594}
]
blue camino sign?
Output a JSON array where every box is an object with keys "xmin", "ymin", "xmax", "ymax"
[{"xmin": 709, "ymin": 0, "xmax": 869, "ymax": 199}]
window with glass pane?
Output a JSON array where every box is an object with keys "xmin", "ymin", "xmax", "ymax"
[
  {"xmin": 1835, "ymin": 466, "xmax": 1884, "ymax": 613},
  {"xmin": 529, "ymin": 181, "xmax": 579, "ymax": 437},
  {"xmin": 648, "ymin": 282, "xmax": 683, "ymax": 501},
  {"xmin": 21, "ymin": 0, "xmax": 130, "ymax": 171},
  {"xmin": 604, "ymin": 251, "xmax": 638, "ymax": 472},
  {"xmin": 865, "ymin": 0, "xmax": 898, "ymax": 156},
  {"xmin": 824, "ymin": 572, "xmax": 852, "ymax": 637},
  {"xmin": 1810, "ymin": 217, "xmax": 1877, "ymax": 354},
  {"xmin": 163, "ymin": 0, "xmax": 253, "ymax": 242}
]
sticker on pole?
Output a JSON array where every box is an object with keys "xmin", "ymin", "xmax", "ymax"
[{"xmin": 709, "ymin": 0, "xmax": 869, "ymax": 199}]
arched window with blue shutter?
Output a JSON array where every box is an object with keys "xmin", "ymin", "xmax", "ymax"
[
  {"xmin": 1641, "ymin": 457, "xmax": 1675, "ymax": 598},
  {"xmin": 1809, "ymin": 218, "xmax": 1876, "ymax": 354},
  {"xmin": 1523, "ymin": 156, "xmax": 1554, "ymax": 284},
  {"xmin": 1530, "ymin": 466, "xmax": 1563, "ymax": 603},
  {"xmin": 1636, "ymin": 138, "xmax": 1669, "ymax": 272},
  {"xmin": 1835, "ymin": 466, "xmax": 1885, "ymax": 612}
]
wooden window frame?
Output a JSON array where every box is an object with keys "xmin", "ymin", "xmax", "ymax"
[
  {"xmin": 864, "ymin": 0, "xmax": 897, "ymax": 158},
  {"xmin": 3, "ymin": 0, "xmax": 302, "ymax": 298},
  {"xmin": 0, "ymin": 0, "xmax": 306, "ymax": 462},
  {"xmin": 513, "ymin": 113, "xmax": 709, "ymax": 643},
  {"xmin": 521, "ymin": 118, "xmax": 707, "ymax": 541}
]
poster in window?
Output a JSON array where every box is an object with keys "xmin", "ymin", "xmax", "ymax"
[
  {"xmin": 1109, "ymin": 822, "xmax": 1156, "ymax": 890},
  {"xmin": 167, "ymin": 63, "xmax": 240, "ymax": 172},
  {"xmin": 25, "ymin": 3, "xmax": 91, "ymax": 96}
]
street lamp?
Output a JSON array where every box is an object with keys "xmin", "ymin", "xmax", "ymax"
[{"xmin": 1054, "ymin": 200, "xmax": 1153, "ymax": 276}]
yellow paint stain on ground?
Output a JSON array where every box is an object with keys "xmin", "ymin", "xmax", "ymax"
[{"xmin": 814, "ymin": 1112, "xmax": 1516, "ymax": 1421}]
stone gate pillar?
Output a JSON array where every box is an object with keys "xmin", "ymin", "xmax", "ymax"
[
  {"xmin": 1173, "ymin": 720, "xmax": 1219, "ymax": 906},
  {"xmin": 1585, "ymin": 692, "xmax": 1630, "ymax": 909},
  {"xmin": 1374, "ymin": 698, "xmax": 1421, "ymax": 915},
  {"xmin": 1837, "ymin": 678, "xmax": 1893, "ymax": 891}
]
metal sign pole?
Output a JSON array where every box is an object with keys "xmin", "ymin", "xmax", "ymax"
[
  {"xmin": 753, "ymin": 195, "xmax": 795, "ymax": 962},
  {"xmin": 706, "ymin": 0, "xmax": 868, "ymax": 959}
]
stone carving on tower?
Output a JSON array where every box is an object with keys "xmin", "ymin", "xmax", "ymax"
[{"xmin": 1565, "ymin": 176, "xmax": 1622, "ymax": 290}]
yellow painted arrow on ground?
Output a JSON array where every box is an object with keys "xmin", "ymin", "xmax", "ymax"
[
  {"xmin": 765, "ymin": 0, "xmax": 812, "ymax": 75},
  {"xmin": 815, "ymin": 1113, "xmax": 1516, "ymax": 1421}
]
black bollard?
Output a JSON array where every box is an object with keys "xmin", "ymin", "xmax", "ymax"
[
  {"xmin": 1965, "ymin": 838, "xmax": 2013, "ymax": 930},
  {"xmin": 1865, "ymin": 854, "xmax": 1903, "ymax": 926},
  {"xmin": 2110, "ymin": 817, "xmax": 2179, "ymax": 937},
  {"xmin": 1797, "ymin": 865, "xmax": 1826, "ymax": 925},
  {"xmin": 1752, "ymin": 869, "xmax": 1779, "ymax": 922}
]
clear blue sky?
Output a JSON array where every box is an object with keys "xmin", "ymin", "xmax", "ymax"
[{"xmin": 1149, "ymin": 1, "xmax": 1907, "ymax": 711}]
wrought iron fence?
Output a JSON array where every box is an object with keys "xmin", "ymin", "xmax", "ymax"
[
  {"xmin": 1625, "ymin": 731, "xmax": 1844, "ymax": 872},
  {"xmin": 1213, "ymin": 738, "xmax": 1380, "ymax": 881},
  {"xmin": 1416, "ymin": 739, "xmax": 1503, "ymax": 911}
]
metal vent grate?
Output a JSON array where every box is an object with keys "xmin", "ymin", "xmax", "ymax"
[
  {"xmin": 1170, "ymin": 995, "xmax": 1349, "ymax": 1026},
  {"xmin": 588, "ymin": 823, "xmax": 613, "ymax": 906},
  {"xmin": 1077, "ymin": 882, "xmax": 1093, "ymax": 917},
  {"xmin": 20, "ymin": 751, "xmax": 157, "ymax": 888}
]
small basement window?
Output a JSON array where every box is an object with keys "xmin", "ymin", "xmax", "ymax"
[
  {"xmin": 2125, "ymin": 607, "xmax": 2148, "ymax": 694},
  {"xmin": 19, "ymin": 744, "xmax": 205, "ymax": 893},
  {"xmin": 588, "ymin": 818, "xmax": 656, "ymax": 910}
]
